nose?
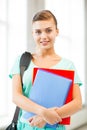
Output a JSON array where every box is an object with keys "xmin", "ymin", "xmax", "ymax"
[{"xmin": 41, "ymin": 32, "xmax": 47, "ymax": 39}]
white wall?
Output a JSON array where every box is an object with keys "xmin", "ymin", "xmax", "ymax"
[{"xmin": 84, "ymin": 0, "xmax": 87, "ymax": 106}]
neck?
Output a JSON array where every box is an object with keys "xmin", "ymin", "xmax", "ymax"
[{"xmin": 35, "ymin": 48, "xmax": 56, "ymax": 57}]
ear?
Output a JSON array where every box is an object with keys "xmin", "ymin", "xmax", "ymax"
[
  {"xmin": 32, "ymin": 30, "xmax": 34, "ymax": 35},
  {"xmin": 56, "ymin": 28, "xmax": 59, "ymax": 36},
  {"xmin": 32, "ymin": 30, "xmax": 35, "ymax": 37}
]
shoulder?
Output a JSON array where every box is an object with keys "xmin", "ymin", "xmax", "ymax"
[
  {"xmin": 55, "ymin": 54, "xmax": 74, "ymax": 66},
  {"xmin": 61, "ymin": 58, "xmax": 74, "ymax": 68}
]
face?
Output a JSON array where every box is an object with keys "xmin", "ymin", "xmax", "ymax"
[{"xmin": 32, "ymin": 18, "xmax": 59, "ymax": 50}]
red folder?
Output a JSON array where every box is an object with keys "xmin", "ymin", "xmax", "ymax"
[{"xmin": 32, "ymin": 68, "xmax": 74, "ymax": 125}]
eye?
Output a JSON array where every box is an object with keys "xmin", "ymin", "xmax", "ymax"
[
  {"xmin": 35, "ymin": 30, "xmax": 41, "ymax": 35},
  {"xmin": 46, "ymin": 29, "xmax": 52, "ymax": 33}
]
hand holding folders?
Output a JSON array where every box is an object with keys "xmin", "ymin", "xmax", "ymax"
[{"xmin": 23, "ymin": 68, "xmax": 74, "ymax": 128}]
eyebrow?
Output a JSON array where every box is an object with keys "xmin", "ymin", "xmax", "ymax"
[{"xmin": 34, "ymin": 27, "xmax": 52, "ymax": 31}]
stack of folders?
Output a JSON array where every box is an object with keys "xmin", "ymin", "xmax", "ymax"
[{"xmin": 23, "ymin": 68, "xmax": 74, "ymax": 128}]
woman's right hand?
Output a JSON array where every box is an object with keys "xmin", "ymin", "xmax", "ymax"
[
  {"xmin": 40, "ymin": 108, "xmax": 62, "ymax": 125},
  {"xmin": 29, "ymin": 115, "xmax": 46, "ymax": 128}
]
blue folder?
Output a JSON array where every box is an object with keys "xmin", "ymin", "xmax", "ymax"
[{"xmin": 23, "ymin": 69, "xmax": 72, "ymax": 128}]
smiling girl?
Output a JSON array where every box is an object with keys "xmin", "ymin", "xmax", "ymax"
[{"xmin": 9, "ymin": 10, "xmax": 82, "ymax": 130}]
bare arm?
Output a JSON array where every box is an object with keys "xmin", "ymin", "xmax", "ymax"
[
  {"xmin": 12, "ymin": 74, "xmax": 61, "ymax": 124},
  {"xmin": 55, "ymin": 84, "xmax": 82, "ymax": 118},
  {"xmin": 12, "ymin": 74, "xmax": 45, "ymax": 114},
  {"xmin": 29, "ymin": 84, "xmax": 82, "ymax": 128}
]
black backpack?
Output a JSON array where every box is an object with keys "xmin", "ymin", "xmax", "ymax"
[{"xmin": 6, "ymin": 52, "xmax": 32, "ymax": 130}]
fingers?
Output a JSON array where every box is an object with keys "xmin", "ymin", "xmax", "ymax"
[
  {"xmin": 29, "ymin": 116, "xmax": 46, "ymax": 128},
  {"xmin": 28, "ymin": 108, "xmax": 62, "ymax": 127},
  {"xmin": 43, "ymin": 109, "xmax": 60, "ymax": 125},
  {"xmin": 57, "ymin": 115, "xmax": 62, "ymax": 122},
  {"xmin": 28, "ymin": 117, "xmax": 33, "ymax": 123}
]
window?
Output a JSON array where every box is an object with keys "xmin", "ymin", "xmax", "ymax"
[
  {"xmin": 0, "ymin": 0, "xmax": 27, "ymax": 127},
  {"xmin": 8, "ymin": 0, "xmax": 27, "ymax": 112},
  {"xmin": 0, "ymin": 0, "xmax": 8, "ymax": 116}
]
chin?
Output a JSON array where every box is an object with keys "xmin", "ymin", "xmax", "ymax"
[{"xmin": 41, "ymin": 45, "xmax": 53, "ymax": 49}]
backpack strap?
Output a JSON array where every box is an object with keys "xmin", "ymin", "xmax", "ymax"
[
  {"xmin": 12, "ymin": 52, "xmax": 32, "ymax": 124},
  {"xmin": 20, "ymin": 51, "xmax": 32, "ymax": 83}
]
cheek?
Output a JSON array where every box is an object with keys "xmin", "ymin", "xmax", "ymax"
[
  {"xmin": 33, "ymin": 36, "xmax": 40, "ymax": 43},
  {"xmin": 33, "ymin": 35, "xmax": 38, "ymax": 40},
  {"xmin": 50, "ymin": 34, "xmax": 56, "ymax": 41},
  {"xmin": 49, "ymin": 31, "xmax": 57, "ymax": 38}
]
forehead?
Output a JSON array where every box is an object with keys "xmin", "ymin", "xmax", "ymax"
[{"xmin": 32, "ymin": 18, "xmax": 56, "ymax": 30}]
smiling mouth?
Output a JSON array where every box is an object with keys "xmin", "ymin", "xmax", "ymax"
[{"xmin": 40, "ymin": 41, "xmax": 49, "ymax": 45}]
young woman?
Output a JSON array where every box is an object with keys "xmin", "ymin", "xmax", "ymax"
[{"xmin": 9, "ymin": 10, "xmax": 82, "ymax": 130}]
